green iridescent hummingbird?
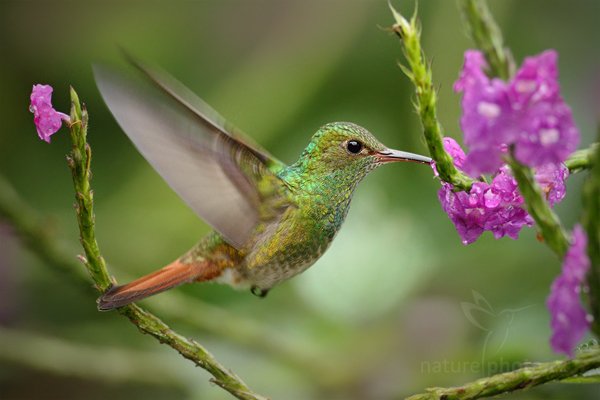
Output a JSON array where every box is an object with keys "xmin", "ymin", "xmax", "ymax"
[{"xmin": 94, "ymin": 60, "xmax": 431, "ymax": 311}]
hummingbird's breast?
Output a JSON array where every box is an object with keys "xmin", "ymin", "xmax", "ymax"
[{"xmin": 239, "ymin": 180, "xmax": 354, "ymax": 290}]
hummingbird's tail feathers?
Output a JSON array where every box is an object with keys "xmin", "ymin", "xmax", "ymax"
[{"xmin": 97, "ymin": 260, "xmax": 221, "ymax": 311}]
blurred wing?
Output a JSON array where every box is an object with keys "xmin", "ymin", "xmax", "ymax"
[
  {"xmin": 94, "ymin": 64, "xmax": 289, "ymax": 249},
  {"xmin": 124, "ymin": 55, "xmax": 286, "ymax": 173}
]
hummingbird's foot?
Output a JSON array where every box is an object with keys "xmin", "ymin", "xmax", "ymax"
[{"xmin": 251, "ymin": 286, "xmax": 269, "ymax": 298}]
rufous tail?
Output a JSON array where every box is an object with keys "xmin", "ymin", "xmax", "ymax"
[{"xmin": 97, "ymin": 259, "xmax": 220, "ymax": 311}]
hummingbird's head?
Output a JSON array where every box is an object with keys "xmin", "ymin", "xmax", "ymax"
[{"xmin": 292, "ymin": 122, "xmax": 431, "ymax": 186}]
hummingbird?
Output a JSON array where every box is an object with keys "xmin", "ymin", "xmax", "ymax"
[{"xmin": 94, "ymin": 60, "xmax": 431, "ymax": 311}]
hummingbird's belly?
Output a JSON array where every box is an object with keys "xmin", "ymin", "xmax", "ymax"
[
  {"xmin": 185, "ymin": 223, "xmax": 336, "ymax": 291},
  {"xmin": 241, "ymin": 240, "xmax": 330, "ymax": 290},
  {"xmin": 197, "ymin": 196, "xmax": 349, "ymax": 291},
  {"xmin": 240, "ymin": 212, "xmax": 338, "ymax": 290}
]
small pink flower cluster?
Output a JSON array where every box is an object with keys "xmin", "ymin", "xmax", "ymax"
[
  {"xmin": 29, "ymin": 84, "xmax": 69, "ymax": 143},
  {"xmin": 434, "ymin": 138, "xmax": 568, "ymax": 244},
  {"xmin": 455, "ymin": 50, "xmax": 579, "ymax": 176}
]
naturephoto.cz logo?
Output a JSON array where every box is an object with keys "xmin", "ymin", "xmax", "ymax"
[{"xmin": 421, "ymin": 290, "xmax": 531, "ymax": 375}]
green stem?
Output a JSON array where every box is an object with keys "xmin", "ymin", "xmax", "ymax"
[
  {"xmin": 66, "ymin": 87, "xmax": 111, "ymax": 291},
  {"xmin": 457, "ymin": 0, "xmax": 513, "ymax": 80},
  {"xmin": 583, "ymin": 138, "xmax": 600, "ymax": 338},
  {"xmin": 566, "ymin": 144, "xmax": 598, "ymax": 174},
  {"xmin": 508, "ymin": 155, "xmax": 570, "ymax": 258},
  {"xmin": 389, "ymin": 3, "xmax": 474, "ymax": 191},
  {"xmin": 405, "ymin": 347, "xmax": 600, "ymax": 400},
  {"xmin": 0, "ymin": 171, "xmax": 329, "ymax": 384},
  {"xmin": 64, "ymin": 88, "xmax": 267, "ymax": 400}
]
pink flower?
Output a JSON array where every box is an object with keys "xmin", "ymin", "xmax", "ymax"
[
  {"xmin": 535, "ymin": 163, "xmax": 569, "ymax": 207},
  {"xmin": 434, "ymin": 138, "xmax": 568, "ymax": 244},
  {"xmin": 434, "ymin": 138, "xmax": 533, "ymax": 244},
  {"xmin": 547, "ymin": 225, "xmax": 591, "ymax": 357},
  {"xmin": 29, "ymin": 84, "xmax": 69, "ymax": 143},
  {"xmin": 454, "ymin": 50, "xmax": 579, "ymax": 176}
]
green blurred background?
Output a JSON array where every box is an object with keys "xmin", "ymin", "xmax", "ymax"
[{"xmin": 1, "ymin": 0, "xmax": 599, "ymax": 399}]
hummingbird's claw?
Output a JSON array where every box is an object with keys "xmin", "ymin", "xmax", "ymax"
[{"xmin": 251, "ymin": 286, "xmax": 270, "ymax": 298}]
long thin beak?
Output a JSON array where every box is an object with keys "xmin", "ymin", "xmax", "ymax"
[{"xmin": 375, "ymin": 148, "xmax": 432, "ymax": 164}]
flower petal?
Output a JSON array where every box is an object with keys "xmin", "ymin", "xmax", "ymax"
[{"xmin": 30, "ymin": 84, "xmax": 68, "ymax": 142}]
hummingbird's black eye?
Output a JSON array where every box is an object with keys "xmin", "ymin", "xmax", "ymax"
[{"xmin": 346, "ymin": 140, "xmax": 363, "ymax": 154}]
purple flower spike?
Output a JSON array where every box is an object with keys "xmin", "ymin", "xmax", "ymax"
[
  {"xmin": 454, "ymin": 51, "xmax": 512, "ymax": 175},
  {"xmin": 436, "ymin": 155, "xmax": 567, "ymax": 244},
  {"xmin": 435, "ymin": 138, "xmax": 533, "ymax": 244},
  {"xmin": 455, "ymin": 50, "xmax": 579, "ymax": 175},
  {"xmin": 30, "ymin": 84, "xmax": 70, "ymax": 143},
  {"xmin": 547, "ymin": 225, "xmax": 591, "ymax": 357},
  {"xmin": 511, "ymin": 51, "xmax": 580, "ymax": 166}
]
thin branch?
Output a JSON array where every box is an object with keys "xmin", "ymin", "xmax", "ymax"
[
  {"xmin": 389, "ymin": 2, "xmax": 474, "ymax": 191},
  {"xmin": 66, "ymin": 88, "xmax": 111, "ymax": 291},
  {"xmin": 566, "ymin": 144, "xmax": 598, "ymax": 174},
  {"xmin": 583, "ymin": 138, "xmax": 600, "ymax": 338},
  {"xmin": 64, "ymin": 87, "xmax": 267, "ymax": 400},
  {"xmin": 0, "ymin": 172, "xmax": 332, "ymax": 386},
  {"xmin": 0, "ymin": 171, "xmax": 279, "ymax": 396},
  {"xmin": 524, "ymin": 143, "xmax": 597, "ymax": 256},
  {"xmin": 508, "ymin": 155, "xmax": 570, "ymax": 258},
  {"xmin": 457, "ymin": 0, "xmax": 513, "ymax": 80},
  {"xmin": 405, "ymin": 347, "xmax": 600, "ymax": 400}
]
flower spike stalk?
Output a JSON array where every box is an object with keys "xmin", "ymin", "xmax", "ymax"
[
  {"xmin": 583, "ymin": 136, "xmax": 600, "ymax": 338},
  {"xmin": 389, "ymin": 2, "xmax": 474, "ymax": 191}
]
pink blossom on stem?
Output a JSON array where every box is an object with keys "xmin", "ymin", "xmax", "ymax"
[
  {"xmin": 535, "ymin": 163, "xmax": 569, "ymax": 207},
  {"xmin": 454, "ymin": 50, "xmax": 579, "ymax": 176},
  {"xmin": 29, "ymin": 84, "xmax": 70, "ymax": 143},
  {"xmin": 434, "ymin": 138, "xmax": 533, "ymax": 244},
  {"xmin": 434, "ymin": 138, "xmax": 568, "ymax": 245},
  {"xmin": 547, "ymin": 225, "xmax": 591, "ymax": 357}
]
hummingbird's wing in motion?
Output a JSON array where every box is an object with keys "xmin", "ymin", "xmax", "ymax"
[{"xmin": 94, "ymin": 63, "xmax": 290, "ymax": 250}]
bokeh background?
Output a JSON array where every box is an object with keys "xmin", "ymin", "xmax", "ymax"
[{"xmin": 1, "ymin": 0, "xmax": 599, "ymax": 399}]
